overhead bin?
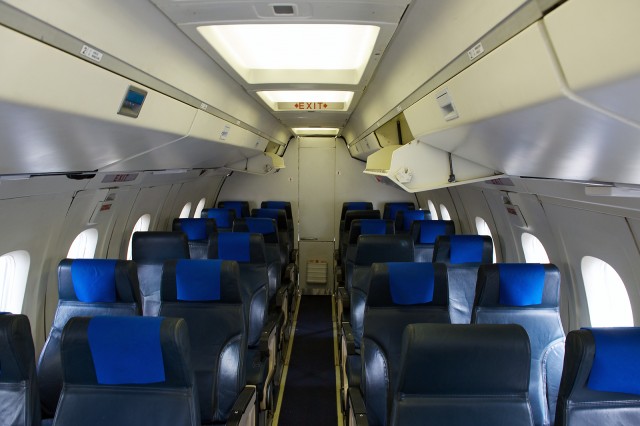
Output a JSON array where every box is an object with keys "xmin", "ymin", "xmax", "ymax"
[
  {"xmin": 349, "ymin": 134, "xmax": 380, "ymax": 161},
  {"xmin": 225, "ymin": 152, "xmax": 285, "ymax": 175}
]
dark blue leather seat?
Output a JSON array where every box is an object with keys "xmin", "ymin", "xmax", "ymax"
[
  {"xmin": 159, "ymin": 259, "xmax": 248, "ymax": 424},
  {"xmin": 172, "ymin": 218, "xmax": 217, "ymax": 259},
  {"xmin": 340, "ymin": 202, "xmax": 373, "ymax": 221},
  {"xmin": 51, "ymin": 316, "xmax": 200, "ymax": 426},
  {"xmin": 555, "ymin": 327, "xmax": 640, "ymax": 426},
  {"xmin": 433, "ymin": 235, "xmax": 494, "ymax": 324},
  {"xmin": 201, "ymin": 208, "xmax": 236, "ymax": 232},
  {"xmin": 344, "ymin": 219, "xmax": 395, "ymax": 286},
  {"xmin": 382, "ymin": 202, "xmax": 415, "ymax": 221},
  {"xmin": 391, "ymin": 323, "xmax": 534, "ymax": 426},
  {"xmin": 218, "ymin": 200, "xmax": 250, "ymax": 218},
  {"xmin": 261, "ymin": 201, "xmax": 295, "ymax": 258},
  {"xmin": 0, "ymin": 313, "xmax": 40, "ymax": 426},
  {"xmin": 473, "ymin": 263, "xmax": 565, "ymax": 426},
  {"xmin": 410, "ymin": 219, "xmax": 455, "ymax": 262},
  {"xmin": 251, "ymin": 208, "xmax": 291, "ymax": 267},
  {"xmin": 395, "ymin": 210, "xmax": 431, "ymax": 233},
  {"xmin": 131, "ymin": 231, "xmax": 189, "ymax": 316},
  {"xmin": 340, "ymin": 209, "xmax": 381, "ymax": 267},
  {"xmin": 37, "ymin": 259, "xmax": 141, "ymax": 419},
  {"xmin": 349, "ymin": 262, "xmax": 451, "ymax": 426}
]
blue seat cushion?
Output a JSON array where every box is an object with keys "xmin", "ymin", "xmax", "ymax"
[
  {"xmin": 402, "ymin": 210, "xmax": 427, "ymax": 231},
  {"xmin": 71, "ymin": 260, "xmax": 117, "ymax": 303},
  {"xmin": 450, "ymin": 235, "xmax": 485, "ymax": 264},
  {"xmin": 346, "ymin": 202, "xmax": 371, "ymax": 211},
  {"xmin": 498, "ymin": 264, "xmax": 545, "ymax": 306},
  {"xmin": 387, "ymin": 203, "xmax": 412, "ymax": 219},
  {"xmin": 176, "ymin": 259, "xmax": 221, "ymax": 301},
  {"xmin": 206, "ymin": 209, "xmax": 233, "ymax": 228},
  {"xmin": 88, "ymin": 316, "xmax": 165, "ymax": 385},
  {"xmin": 419, "ymin": 221, "xmax": 447, "ymax": 244},
  {"xmin": 388, "ymin": 263, "xmax": 434, "ymax": 305},
  {"xmin": 217, "ymin": 233, "xmax": 250, "ymax": 262},
  {"xmin": 587, "ymin": 328, "xmax": 640, "ymax": 395},
  {"xmin": 178, "ymin": 219, "xmax": 209, "ymax": 241},
  {"xmin": 245, "ymin": 218, "xmax": 276, "ymax": 235},
  {"xmin": 361, "ymin": 219, "xmax": 388, "ymax": 235}
]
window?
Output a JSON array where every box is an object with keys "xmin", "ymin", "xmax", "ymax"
[
  {"xmin": 475, "ymin": 216, "xmax": 497, "ymax": 262},
  {"xmin": 440, "ymin": 204, "xmax": 451, "ymax": 220},
  {"xmin": 582, "ymin": 256, "xmax": 633, "ymax": 327},
  {"xmin": 428, "ymin": 200, "xmax": 438, "ymax": 220},
  {"xmin": 521, "ymin": 233, "xmax": 550, "ymax": 263},
  {"xmin": 126, "ymin": 214, "xmax": 151, "ymax": 260},
  {"xmin": 194, "ymin": 198, "xmax": 206, "ymax": 219},
  {"xmin": 0, "ymin": 251, "xmax": 30, "ymax": 313},
  {"xmin": 67, "ymin": 229, "xmax": 99, "ymax": 259},
  {"xmin": 179, "ymin": 202, "xmax": 192, "ymax": 219}
]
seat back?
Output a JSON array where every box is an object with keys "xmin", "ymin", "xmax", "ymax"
[
  {"xmin": 208, "ymin": 233, "xmax": 268, "ymax": 348},
  {"xmin": 392, "ymin": 323, "xmax": 534, "ymax": 426},
  {"xmin": 0, "ymin": 314, "xmax": 40, "ymax": 426},
  {"xmin": 218, "ymin": 201, "xmax": 250, "ymax": 218},
  {"xmin": 345, "ymin": 219, "xmax": 395, "ymax": 281},
  {"xmin": 361, "ymin": 262, "xmax": 451, "ymax": 426},
  {"xmin": 555, "ymin": 327, "xmax": 640, "ymax": 426},
  {"xmin": 341, "ymin": 202, "xmax": 373, "ymax": 221},
  {"xmin": 201, "ymin": 208, "xmax": 236, "ymax": 231},
  {"xmin": 473, "ymin": 263, "xmax": 565, "ymax": 426},
  {"xmin": 340, "ymin": 210, "xmax": 382, "ymax": 265},
  {"xmin": 131, "ymin": 231, "xmax": 190, "ymax": 316},
  {"xmin": 382, "ymin": 202, "xmax": 415, "ymax": 220},
  {"xmin": 38, "ymin": 259, "xmax": 141, "ymax": 418},
  {"xmin": 395, "ymin": 210, "xmax": 431, "ymax": 233},
  {"xmin": 172, "ymin": 218, "xmax": 217, "ymax": 259},
  {"xmin": 261, "ymin": 201, "xmax": 295, "ymax": 250},
  {"xmin": 160, "ymin": 259, "xmax": 246, "ymax": 424},
  {"xmin": 410, "ymin": 220, "xmax": 455, "ymax": 262},
  {"xmin": 252, "ymin": 208, "xmax": 292, "ymax": 261},
  {"xmin": 432, "ymin": 235, "xmax": 494, "ymax": 265},
  {"xmin": 53, "ymin": 316, "xmax": 199, "ymax": 426}
]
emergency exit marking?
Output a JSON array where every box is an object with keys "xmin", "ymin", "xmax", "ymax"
[
  {"xmin": 277, "ymin": 102, "xmax": 345, "ymax": 111},
  {"xmin": 296, "ymin": 102, "xmax": 327, "ymax": 110}
]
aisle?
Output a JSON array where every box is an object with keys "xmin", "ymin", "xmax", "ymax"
[{"xmin": 275, "ymin": 295, "xmax": 339, "ymax": 425}]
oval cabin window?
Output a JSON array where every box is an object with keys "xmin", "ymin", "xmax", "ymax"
[
  {"xmin": 67, "ymin": 228, "xmax": 99, "ymax": 259},
  {"xmin": 179, "ymin": 202, "xmax": 192, "ymax": 219},
  {"xmin": 440, "ymin": 204, "xmax": 451, "ymax": 220},
  {"xmin": 194, "ymin": 198, "xmax": 207, "ymax": 218},
  {"xmin": 126, "ymin": 214, "xmax": 151, "ymax": 260},
  {"xmin": 475, "ymin": 216, "xmax": 497, "ymax": 262},
  {"xmin": 428, "ymin": 200, "xmax": 438, "ymax": 220},
  {"xmin": 581, "ymin": 256, "xmax": 633, "ymax": 327},
  {"xmin": 521, "ymin": 232, "xmax": 550, "ymax": 264},
  {"xmin": 0, "ymin": 250, "xmax": 30, "ymax": 313}
]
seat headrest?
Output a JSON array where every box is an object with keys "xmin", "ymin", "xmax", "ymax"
[
  {"xmin": 398, "ymin": 323, "xmax": 531, "ymax": 395},
  {"xmin": 209, "ymin": 233, "xmax": 267, "ymax": 264},
  {"xmin": 586, "ymin": 327, "xmax": 640, "ymax": 396},
  {"xmin": 217, "ymin": 201, "xmax": 250, "ymax": 218},
  {"xmin": 161, "ymin": 259, "xmax": 241, "ymax": 302},
  {"xmin": 261, "ymin": 201, "xmax": 293, "ymax": 219},
  {"xmin": 411, "ymin": 220, "xmax": 455, "ymax": 244},
  {"xmin": 354, "ymin": 235, "xmax": 414, "ymax": 265},
  {"xmin": 367, "ymin": 262, "xmax": 448, "ymax": 307},
  {"xmin": 251, "ymin": 208, "xmax": 288, "ymax": 230},
  {"xmin": 344, "ymin": 210, "xmax": 381, "ymax": 230},
  {"xmin": 172, "ymin": 218, "xmax": 217, "ymax": 241},
  {"xmin": 62, "ymin": 316, "xmax": 192, "ymax": 387},
  {"xmin": 341, "ymin": 202, "xmax": 373, "ymax": 220},
  {"xmin": 202, "ymin": 208, "xmax": 236, "ymax": 228},
  {"xmin": 0, "ymin": 314, "xmax": 35, "ymax": 383},
  {"xmin": 348, "ymin": 219, "xmax": 394, "ymax": 243},
  {"xmin": 397, "ymin": 210, "xmax": 431, "ymax": 232},
  {"xmin": 475, "ymin": 264, "xmax": 560, "ymax": 307},
  {"xmin": 58, "ymin": 259, "xmax": 140, "ymax": 304},
  {"xmin": 131, "ymin": 232, "xmax": 190, "ymax": 262},
  {"xmin": 433, "ymin": 235, "xmax": 493, "ymax": 265},
  {"xmin": 233, "ymin": 217, "xmax": 280, "ymax": 245},
  {"xmin": 383, "ymin": 202, "xmax": 415, "ymax": 220}
]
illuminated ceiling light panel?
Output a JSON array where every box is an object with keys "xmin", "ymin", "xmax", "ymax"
[
  {"xmin": 197, "ymin": 24, "xmax": 380, "ymax": 84},
  {"xmin": 293, "ymin": 128, "xmax": 340, "ymax": 136},
  {"xmin": 257, "ymin": 91, "xmax": 354, "ymax": 111}
]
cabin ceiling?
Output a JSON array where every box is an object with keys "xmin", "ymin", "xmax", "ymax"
[{"xmin": 148, "ymin": 0, "xmax": 411, "ymax": 133}]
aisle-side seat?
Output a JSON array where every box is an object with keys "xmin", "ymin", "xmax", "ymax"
[
  {"xmin": 555, "ymin": 327, "xmax": 640, "ymax": 426},
  {"xmin": 347, "ymin": 262, "xmax": 451, "ymax": 426},
  {"xmin": 395, "ymin": 210, "xmax": 431, "ymax": 234},
  {"xmin": 37, "ymin": 259, "xmax": 141, "ymax": 419},
  {"xmin": 251, "ymin": 208, "xmax": 291, "ymax": 268},
  {"xmin": 201, "ymin": 208, "xmax": 236, "ymax": 232},
  {"xmin": 344, "ymin": 219, "xmax": 395, "ymax": 286},
  {"xmin": 385, "ymin": 323, "xmax": 534, "ymax": 426},
  {"xmin": 340, "ymin": 202, "xmax": 373, "ymax": 221},
  {"xmin": 410, "ymin": 219, "xmax": 455, "ymax": 262},
  {"xmin": 382, "ymin": 202, "xmax": 415, "ymax": 221},
  {"xmin": 339, "ymin": 209, "xmax": 381, "ymax": 273},
  {"xmin": 172, "ymin": 218, "xmax": 217, "ymax": 259},
  {"xmin": 473, "ymin": 263, "xmax": 565, "ymax": 426},
  {"xmin": 131, "ymin": 231, "xmax": 189, "ymax": 316},
  {"xmin": 218, "ymin": 200, "xmax": 251, "ymax": 218},
  {"xmin": 0, "ymin": 313, "xmax": 40, "ymax": 426},
  {"xmin": 159, "ymin": 259, "xmax": 255, "ymax": 424},
  {"xmin": 261, "ymin": 201, "xmax": 296, "ymax": 260}
]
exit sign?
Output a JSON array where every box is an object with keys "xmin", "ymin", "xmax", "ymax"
[{"xmin": 277, "ymin": 102, "xmax": 345, "ymax": 111}]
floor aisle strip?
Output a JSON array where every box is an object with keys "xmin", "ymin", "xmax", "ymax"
[
  {"xmin": 332, "ymin": 294, "xmax": 345, "ymax": 426},
  {"xmin": 272, "ymin": 294, "xmax": 301, "ymax": 425}
]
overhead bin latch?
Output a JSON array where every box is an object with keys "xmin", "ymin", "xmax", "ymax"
[{"xmin": 436, "ymin": 88, "xmax": 459, "ymax": 121}]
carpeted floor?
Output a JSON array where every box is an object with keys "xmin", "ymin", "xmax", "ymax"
[{"xmin": 277, "ymin": 295, "xmax": 337, "ymax": 425}]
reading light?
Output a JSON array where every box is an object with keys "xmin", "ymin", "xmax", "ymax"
[{"xmin": 293, "ymin": 128, "xmax": 340, "ymax": 136}]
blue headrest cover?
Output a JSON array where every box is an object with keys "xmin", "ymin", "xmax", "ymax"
[
  {"xmin": 206, "ymin": 208, "xmax": 233, "ymax": 228},
  {"xmin": 175, "ymin": 259, "xmax": 221, "ymax": 301},
  {"xmin": 587, "ymin": 328, "xmax": 640, "ymax": 395},
  {"xmin": 245, "ymin": 218, "xmax": 276, "ymax": 235},
  {"xmin": 177, "ymin": 219, "xmax": 209, "ymax": 241},
  {"xmin": 388, "ymin": 263, "xmax": 434, "ymax": 305},
  {"xmin": 264, "ymin": 201, "xmax": 287, "ymax": 210},
  {"xmin": 71, "ymin": 260, "xmax": 117, "ymax": 303},
  {"xmin": 387, "ymin": 202, "xmax": 413, "ymax": 219},
  {"xmin": 347, "ymin": 202, "xmax": 371, "ymax": 211},
  {"xmin": 217, "ymin": 233, "xmax": 250, "ymax": 262},
  {"xmin": 498, "ymin": 264, "xmax": 545, "ymax": 306},
  {"xmin": 88, "ymin": 316, "xmax": 165, "ymax": 385},
  {"xmin": 361, "ymin": 219, "xmax": 388, "ymax": 235},
  {"xmin": 450, "ymin": 235, "xmax": 485, "ymax": 264},
  {"xmin": 419, "ymin": 221, "xmax": 447, "ymax": 244},
  {"xmin": 220, "ymin": 201, "xmax": 245, "ymax": 218},
  {"xmin": 402, "ymin": 210, "xmax": 426, "ymax": 230}
]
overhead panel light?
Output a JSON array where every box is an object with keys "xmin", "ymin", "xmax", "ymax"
[
  {"xmin": 293, "ymin": 128, "xmax": 340, "ymax": 136},
  {"xmin": 197, "ymin": 24, "xmax": 380, "ymax": 84},
  {"xmin": 257, "ymin": 91, "xmax": 354, "ymax": 111}
]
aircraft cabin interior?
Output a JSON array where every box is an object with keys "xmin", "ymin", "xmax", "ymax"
[{"xmin": 1, "ymin": 0, "xmax": 640, "ymax": 425}]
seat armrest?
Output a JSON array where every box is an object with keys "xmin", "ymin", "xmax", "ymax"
[
  {"xmin": 227, "ymin": 385, "xmax": 257, "ymax": 426},
  {"xmin": 260, "ymin": 316, "xmax": 279, "ymax": 358},
  {"xmin": 276, "ymin": 285, "xmax": 288, "ymax": 308},
  {"xmin": 336, "ymin": 286, "xmax": 350, "ymax": 322},
  {"xmin": 347, "ymin": 387, "xmax": 368, "ymax": 426},
  {"xmin": 341, "ymin": 321, "xmax": 356, "ymax": 356}
]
